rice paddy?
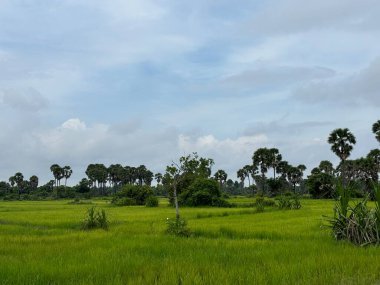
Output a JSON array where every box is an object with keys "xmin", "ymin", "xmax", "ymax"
[{"xmin": 0, "ymin": 198, "xmax": 379, "ymax": 284}]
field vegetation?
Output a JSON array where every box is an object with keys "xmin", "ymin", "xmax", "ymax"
[{"xmin": 0, "ymin": 198, "xmax": 380, "ymax": 284}]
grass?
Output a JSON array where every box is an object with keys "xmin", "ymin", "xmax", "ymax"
[{"xmin": 0, "ymin": 198, "xmax": 380, "ymax": 284}]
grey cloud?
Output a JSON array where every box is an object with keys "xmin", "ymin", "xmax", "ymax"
[
  {"xmin": 244, "ymin": 118, "xmax": 333, "ymax": 136},
  {"xmin": 293, "ymin": 58, "xmax": 380, "ymax": 106},
  {"xmin": 221, "ymin": 65, "xmax": 335, "ymax": 90},
  {"xmin": 1, "ymin": 88, "xmax": 48, "ymax": 111},
  {"xmin": 250, "ymin": 0, "xmax": 380, "ymax": 35}
]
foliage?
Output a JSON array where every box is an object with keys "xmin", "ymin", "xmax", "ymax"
[
  {"xmin": 145, "ymin": 196, "xmax": 159, "ymax": 207},
  {"xmin": 81, "ymin": 206, "xmax": 109, "ymax": 230},
  {"xmin": 166, "ymin": 217, "xmax": 191, "ymax": 237},
  {"xmin": 325, "ymin": 182, "xmax": 380, "ymax": 246},
  {"xmin": 255, "ymin": 196, "xmax": 265, "ymax": 212},
  {"xmin": 112, "ymin": 184, "xmax": 153, "ymax": 206},
  {"xmin": 179, "ymin": 178, "xmax": 229, "ymax": 207},
  {"xmin": 306, "ymin": 172, "xmax": 335, "ymax": 198},
  {"xmin": 276, "ymin": 194, "xmax": 302, "ymax": 210}
]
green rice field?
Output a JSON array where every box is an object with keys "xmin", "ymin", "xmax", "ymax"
[{"xmin": 0, "ymin": 198, "xmax": 380, "ymax": 284}]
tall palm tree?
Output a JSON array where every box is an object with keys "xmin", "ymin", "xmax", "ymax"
[
  {"xmin": 29, "ymin": 175, "xmax": 39, "ymax": 190},
  {"xmin": 328, "ymin": 128, "xmax": 356, "ymax": 184},
  {"xmin": 155, "ymin": 173, "xmax": 163, "ymax": 185},
  {"xmin": 237, "ymin": 168, "xmax": 246, "ymax": 188},
  {"xmin": 50, "ymin": 164, "xmax": 63, "ymax": 187},
  {"xmin": 269, "ymin": 148, "xmax": 282, "ymax": 179},
  {"xmin": 373, "ymin": 120, "xmax": 380, "ymax": 143},
  {"xmin": 214, "ymin": 169, "xmax": 228, "ymax": 190},
  {"xmin": 63, "ymin": 166, "xmax": 73, "ymax": 187},
  {"xmin": 328, "ymin": 128, "xmax": 356, "ymax": 161},
  {"xmin": 252, "ymin": 148, "xmax": 271, "ymax": 192}
]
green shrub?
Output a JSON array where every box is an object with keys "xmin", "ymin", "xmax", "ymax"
[
  {"xmin": 166, "ymin": 217, "xmax": 191, "ymax": 237},
  {"xmin": 255, "ymin": 197, "xmax": 265, "ymax": 212},
  {"xmin": 145, "ymin": 196, "xmax": 159, "ymax": 207},
  {"xmin": 277, "ymin": 195, "xmax": 302, "ymax": 210},
  {"xmin": 112, "ymin": 184, "xmax": 153, "ymax": 206},
  {"xmin": 325, "ymin": 183, "xmax": 380, "ymax": 246},
  {"xmin": 81, "ymin": 207, "xmax": 109, "ymax": 230},
  {"xmin": 179, "ymin": 178, "xmax": 225, "ymax": 207},
  {"xmin": 68, "ymin": 198, "xmax": 92, "ymax": 205},
  {"xmin": 112, "ymin": 197, "xmax": 136, "ymax": 206},
  {"xmin": 211, "ymin": 197, "xmax": 234, "ymax": 208}
]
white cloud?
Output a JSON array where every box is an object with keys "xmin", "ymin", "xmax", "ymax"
[{"xmin": 61, "ymin": 118, "xmax": 86, "ymax": 131}]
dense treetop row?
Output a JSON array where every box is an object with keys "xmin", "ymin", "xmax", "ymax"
[{"xmin": 0, "ymin": 120, "xmax": 379, "ymax": 202}]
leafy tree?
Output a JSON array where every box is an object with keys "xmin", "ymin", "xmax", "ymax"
[
  {"xmin": 286, "ymin": 166, "xmax": 304, "ymax": 193},
  {"xmin": 108, "ymin": 164, "xmax": 124, "ymax": 189},
  {"xmin": 373, "ymin": 120, "xmax": 380, "ymax": 143},
  {"xmin": 307, "ymin": 161, "xmax": 335, "ymax": 198},
  {"xmin": 179, "ymin": 178, "xmax": 223, "ymax": 206},
  {"xmin": 164, "ymin": 153, "xmax": 215, "ymax": 218}
]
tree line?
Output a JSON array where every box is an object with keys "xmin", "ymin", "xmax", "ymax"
[{"xmin": 0, "ymin": 119, "xmax": 379, "ymax": 200}]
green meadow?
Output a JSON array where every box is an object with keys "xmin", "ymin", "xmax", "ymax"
[{"xmin": 0, "ymin": 198, "xmax": 380, "ymax": 285}]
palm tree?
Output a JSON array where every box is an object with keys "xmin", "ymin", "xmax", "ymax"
[
  {"xmin": 214, "ymin": 169, "xmax": 228, "ymax": 190},
  {"xmin": 29, "ymin": 175, "xmax": 39, "ymax": 190},
  {"xmin": 50, "ymin": 164, "xmax": 64, "ymax": 187},
  {"xmin": 328, "ymin": 128, "xmax": 356, "ymax": 161},
  {"xmin": 237, "ymin": 168, "xmax": 246, "ymax": 188},
  {"xmin": 328, "ymin": 128, "xmax": 356, "ymax": 184},
  {"xmin": 242, "ymin": 165, "xmax": 253, "ymax": 187},
  {"xmin": 318, "ymin": 160, "xmax": 334, "ymax": 175},
  {"xmin": 269, "ymin": 148, "xmax": 282, "ymax": 179},
  {"xmin": 10, "ymin": 172, "xmax": 24, "ymax": 197},
  {"xmin": 373, "ymin": 120, "xmax": 380, "ymax": 143},
  {"xmin": 253, "ymin": 148, "xmax": 271, "ymax": 192},
  {"xmin": 63, "ymin": 166, "xmax": 72, "ymax": 187},
  {"xmin": 155, "ymin": 173, "xmax": 163, "ymax": 185}
]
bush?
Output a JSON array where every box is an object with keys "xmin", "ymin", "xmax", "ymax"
[
  {"xmin": 325, "ymin": 183, "xmax": 380, "ymax": 246},
  {"xmin": 179, "ymin": 178, "xmax": 229, "ymax": 207},
  {"xmin": 145, "ymin": 196, "xmax": 159, "ymax": 207},
  {"xmin": 81, "ymin": 207, "xmax": 109, "ymax": 230},
  {"xmin": 68, "ymin": 198, "xmax": 92, "ymax": 205},
  {"xmin": 211, "ymin": 197, "xmax": 234, "ymax": 207},
  {"xmin": 276, "ymin": 194, "xmax": 302, "ymax": 210},
  {"xmin": 255, "ymin": 196, "xmax": 265, "ymax": 212},
  {"xmin": 166, "ymin": 217, "xmax": 191, "ymax": 237},
  {"xmin": 112, "ymin": 197, "xmax": 136, "ymax": 206},
  {"xmin": 112, "ymin": 184, "xmax": 154, "ymax": 206}
]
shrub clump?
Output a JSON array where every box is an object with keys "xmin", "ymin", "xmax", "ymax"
[
  {"xmin": 325, "ymin": 183, "xmax": 380, "ymax": 246},
  {"xmin": 166, "ymin": 217, "xmax": 191, "ymax": 237},
  {"xmin": 81, "ymin": 206, "xmax": 109, "ymax": 230},
  {"xmin": 112, "ymin": 184, "xmax": 153, "ymax": 206},
  {"xmin": 145, "ymin": 196, "xmax": 159, "ymax": 207},
  {"xmin": 179, "ymin": 178, "xmax": 230, "ymax": 207},
  {"xmin": 276, "ymin": 194, "xmax": 301, "ymax": 210}
]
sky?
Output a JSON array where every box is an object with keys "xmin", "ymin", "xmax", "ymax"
[{"xmin": 0, "ymin": 0, "xmax": 379, "ymax": 185}]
